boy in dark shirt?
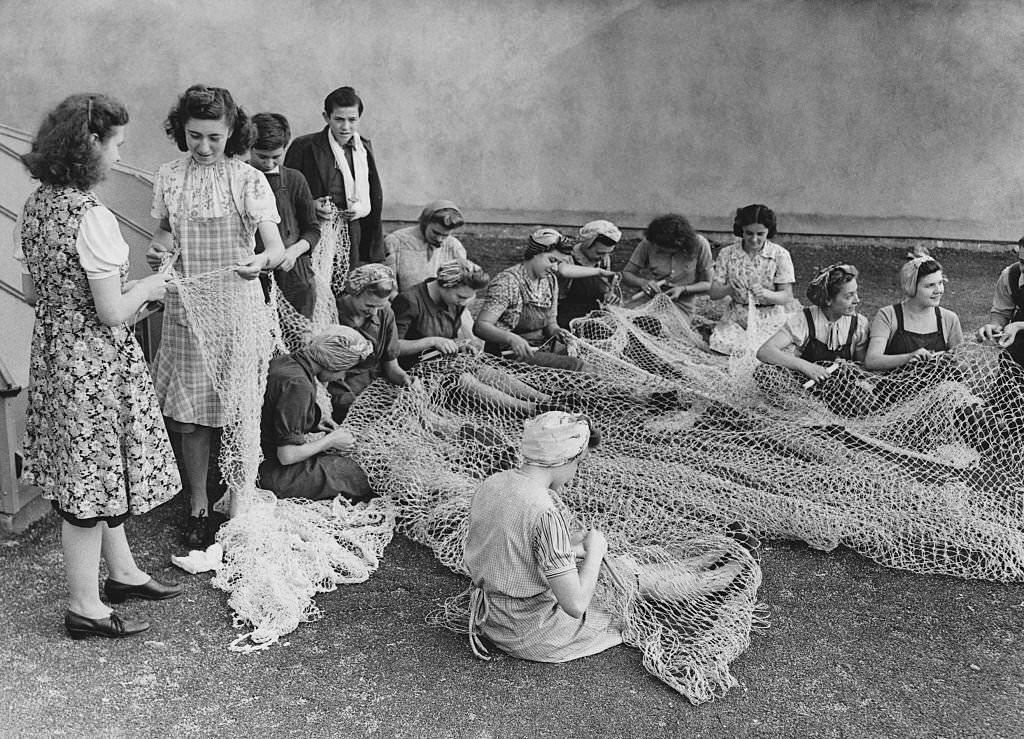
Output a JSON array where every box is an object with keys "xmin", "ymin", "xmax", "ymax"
[{"xmin": 251, "ymin": 112, "xmax": 321, "ymax": 318}]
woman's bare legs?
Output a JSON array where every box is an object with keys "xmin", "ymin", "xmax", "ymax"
[
  {"xmin": 63, "ymin": 522, "xmax": 108, "ymax": 619},
  {"xmin": 474, "ymin": 366, "xmax": 551, "ymax": 403},
  {"xmin": 181, "ymin": 426, "xmax": 213, "ymax": 516},
  {"xmin": 610, "ymin": 549, "xmax": 746, "ymax": 601},
  {"xmin": 101, "ymin": 523, "xmax": 149, "ymax": 585},
  {"xmin": 456, "ymin": 372, "xmax": 541, "ymax": 414}
]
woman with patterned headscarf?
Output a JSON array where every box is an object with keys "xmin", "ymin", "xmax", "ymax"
[
  {"xmin": 329, "ymin": 263, "xmax": 410, "ymax": 420},
  {"xmin": 473, "ymin": 228, "xmax": 585, "ymax": 371},
  {"xmin": 394, "ymin": 261, "xmax": 559, "ymax": 416},
  {"xmin": 757, "ymin": 264, "xmax": 869, "ymax": 380},
  {"xmin": 865, "ymin": 256, "xmax": 963, "ymax": 371},
  {"xmin": 258, "ymin": 326, "xmax": 375, "ymax": 501},
  {"xmin": 754, "ymin": 265, "xmax": 874, "ymax": 416}
]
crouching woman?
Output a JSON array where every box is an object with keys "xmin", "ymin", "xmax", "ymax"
[{"xmin": 258, "ymin": 326, "xmax": 375, "ymax": 501}]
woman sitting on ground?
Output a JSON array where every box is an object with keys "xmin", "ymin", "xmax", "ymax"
[
  {"xmin": 394, "ymin": 261, "xmax": 558, "ymax": 416},
  {"xmin": 757, "ymin": 264, "xmax": 868, "ymax": 379},
  {"xmin": 329, "ymin": 263, "xmax": 410, "ymax": 421},
  {"xmin": 463, "ymin": 411, "xmax": 745, "ymax": 663},
  {"xmin": 755, "ymin": 264, "xmax": 872, "ymax": 415},
  {"xmin": 259, "ymin": 326, "xmax": 375, "ymax": 502},
  {"xmin": 473, "ymin": 228, "xmax": 586, "ymax": 371},
  {"xmin": 864, "ymin": 256, "xmax": 963, "ymax": 371},
  {"xmin": 384, "ymin": 200, "xmax": 475, "ymax": 293},
  {"xmin": 557, "ymin": 220, "xmax": 623, "ymax": 328},
  {"xmin": 708, "ymin": 204, "xmax": 798, "ymax": 353},
  {"xmin": 620, "ymin": 213, "xmax": 713, "ymax": 319}
]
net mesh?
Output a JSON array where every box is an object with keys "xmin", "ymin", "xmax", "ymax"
[
  {"xmin": 342, "ymin": 291, "xmax": 1024, "ymax": 701},
  {"xmin": 169, "ymin": 216, "xmax": 394, "ymax": 652}
]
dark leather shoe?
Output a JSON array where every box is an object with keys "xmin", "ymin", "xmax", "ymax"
[
  {"xmin": 104, "ymin": 577, "xmax": 184, "ymax": 604},
  {"xmin": 184, "ymin": 513, "xmax": 208, "ymax": 549},
  {"xmin": 65, "ymin": 610, "xmax": 150, "ymax": 640}
]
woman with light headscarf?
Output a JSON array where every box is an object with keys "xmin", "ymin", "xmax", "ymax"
[
  {"xmin": 557, "ymin": 220, "xmax": 622, "ymax": 329},
  {"xmin": 258, "ymin": 326, "xmax": 375, "ymax": 500},
  {"xmin": 474, "ymin": 228, "xmax": 585, "ymax": 371},
  {"xmin": 865, "ymin": 256, "xmax": 963, "ymax": 371},
  {"xmin": 384, "ymin": 200, "xmax": 474, "ymax": 292},
  {"xmin": 461, "ymin": 411, "xmax": 745, "ymax": 663},
  {"xmin": 395, "ymin": 260, "xmax": 559, "ymax": 417},
  {"xmin": 330, "ymin": 263, "xmax": 410, "ymax": 421}
]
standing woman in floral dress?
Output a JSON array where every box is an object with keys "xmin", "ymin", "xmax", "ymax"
[
  {"xmin": 17, "ymin": 94, "xmax": 183, "ymax": 639},
  {"xmin": 146, "ymin": 85, "xmax": 285, "ymax": 547}
]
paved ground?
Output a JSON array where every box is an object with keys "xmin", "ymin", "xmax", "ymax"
[{"xmin": 2, "ymin": 238, "xmax": 1023, "ymax": 738}]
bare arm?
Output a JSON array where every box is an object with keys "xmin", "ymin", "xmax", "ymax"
[
  {"xmin": 276, "ymin": 427, "xmax": 355, "ymax": 466},
  {"xmin": 474, "ymin": 308, "xmax": 533, "ymax": 359},
  {"xmin": 707, "ymin": 278, "xmax": 732, "ymax": 300},
  {"xmin": 750, "ymin": 282, "xmax": 794, "ymax": 306},
  {"xmin": 236, "ymin": 221, "xmax": 286, "ymax": 279},
  {"xmin": 145, "ymin": 222, "xmax": 175, "ymax": 271},
  {"xmin": 89, "ymin": 273, "xmax": 171, "ymax": 327},
  {"xmin": 21, "ymin": 274, "xmax": 37, "ymax": 307},
  {"xmin": 755, "ymin": 327, "xmax": 832, "ymax": 381},
  {"xmin": 556, "ymin": 262, "xmax": 614, "ymax": 279},
  {"xmin": 546, "ymin": 530, "xmax": 608, "ymax": 619}
]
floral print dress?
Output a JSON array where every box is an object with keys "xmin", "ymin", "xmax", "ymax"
[{"xmin": 18, "ymin": 185, "xmax": 180, "ymax": 519}]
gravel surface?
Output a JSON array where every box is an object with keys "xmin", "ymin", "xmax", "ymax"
[{"xmin": 2, "ymin": 239, "xmax": 1022, "ymax": 738}]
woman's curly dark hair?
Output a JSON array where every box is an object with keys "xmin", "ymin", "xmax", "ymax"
[
  {"xmin": 164, "ymin": 84, "xmax": 254, "ymax": 157},
  {"xmin": 21, "ymin": 93, "xmax": 129, "ymax": 190},
  {"xmin": 732, "ymin": 204, "xmax": 777, "ymax": 239},
  {"xmin": 644, "ymin": 214, "xmax": 701, "ymax": 257}
]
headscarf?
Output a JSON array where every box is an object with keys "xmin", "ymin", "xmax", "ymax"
[
  {"xmin": 417, "ymin": 200, "xmax": 463, "ymax": 236},
  {"xmin": 806, "ymin": 263, "xmax": 858, "ymax": 308},
  {"xmin": 899, "ymin": 256, "xmax": 938, "ymax": 298},
  {"xmin": 304, "ymin": 325, "xmax": 372, "ymax": 371},
  {"xmin": 344, "ymin": 263, "xmax": 395, "ymax": 295},
  {"xmin": 578, "ymin": 220, "xmax": 622, "ymax": 249},
  {"xmin": 520, "ymin": 411, "xmax": 595, "ymax": 467},
  {"xmin": 523, "ymin": 227, "xmax": 570, "ymax": 261},
  {"xmin": 435, "ymin": 258, "xmax": 484, "ymax": 289}
]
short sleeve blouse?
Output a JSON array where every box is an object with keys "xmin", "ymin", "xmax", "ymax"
[
  {"xmin": 782, "ymin": 307, "xmax": 870, "ymax": 354},
  {"xmin": 480, "ymin": 263, "xmax": 558, "ymax": 332},
  {"xmin": 14, "ymin": 204, "xmax": 127, "ymax": 279},
  {"xmin": 151, "ymin": 156, "xmax": 279, "ymax": 231},
  {"xmin": 533, "ymin": 507, "xmax": 577, "ymax": 579},
  {"xmin": 713, "ymin": 240, "xmax": 795, "ymax": 303}
]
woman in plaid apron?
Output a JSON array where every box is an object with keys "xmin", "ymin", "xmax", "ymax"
[{"xmin": 147, "ymin": 85, "xmax": 284, "ymax": 548}]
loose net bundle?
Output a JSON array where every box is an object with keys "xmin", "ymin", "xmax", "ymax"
[
  {"xmin": 343, "ymin": 353, "xmax": 766, "ymax": 703},
  {"xmin": 170, "ymin": 219, "xmax": 394, "ymax": 651}
]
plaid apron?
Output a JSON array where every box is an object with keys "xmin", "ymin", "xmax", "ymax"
[{"xmin": 151, "ymin": 172, "xmax": 258, "ymax": 427}]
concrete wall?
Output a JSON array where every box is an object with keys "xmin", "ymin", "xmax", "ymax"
[{"xmin": 2, "ymin": 0, "xmax": 1024, "ymax": 239}]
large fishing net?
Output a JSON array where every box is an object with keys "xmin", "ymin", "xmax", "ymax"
[
  {"xmin": 169, "ymin": 214, "xmax": 394, "ymax": 652},
  {"xmin": 342, "ymin": 290, "xmax": 1024, "ymax": 701}
]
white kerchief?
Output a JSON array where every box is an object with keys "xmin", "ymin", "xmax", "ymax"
[{"xmin": 327, "ymin": 132, "xmax": 371, "ymax": 220}]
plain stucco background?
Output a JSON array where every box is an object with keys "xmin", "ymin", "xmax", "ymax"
[{"xmin": 1, "ymin": 0, "xmax": 1024, "ymax": 238}]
